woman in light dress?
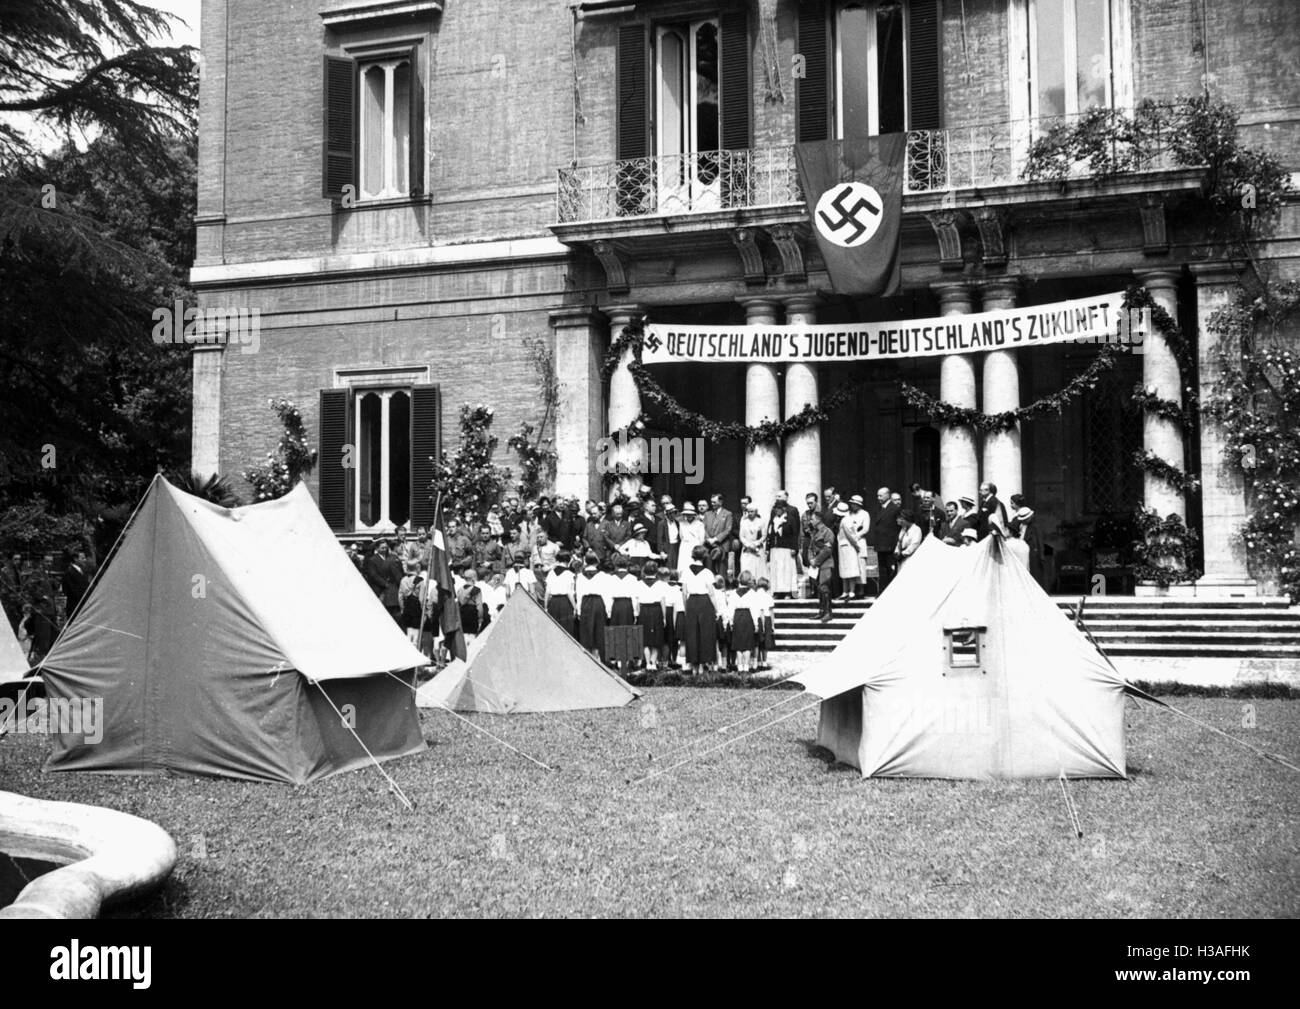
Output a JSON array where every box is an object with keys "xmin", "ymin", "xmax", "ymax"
[{"xmin": 738, "ymin": 502, "xmax": 768, "ymax": 581}]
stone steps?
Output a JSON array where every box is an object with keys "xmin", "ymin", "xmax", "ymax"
[{"xmin": 771, "ymin": 595, "xmax": 1300, "ymax": 660}]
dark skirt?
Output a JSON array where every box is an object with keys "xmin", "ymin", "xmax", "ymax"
[
  {"xmin": 547, "ymin": 595, "xmax": 576, "ymax": 635},
  {"xmin": 731, "ymin": 609, "xmax": 757, "ymax": 652},
  {"xmin": 716, "ymin": 615, "xmax": 730, "ymax": 651},
  {"xmin": 664, "ymin": 605, "xmax": 677, "ymax": 646},
  {"xmin": 637, "ymin": 603, "xmax": 665, "ymax": 648},
  {"xmin": 609, "ymin": 597, "xmax": 635, "ymax": 626},
  {"xmin": 578, "ymin": 595, "xmax": 606, "ymax": 653},
  {"xmin": 459, "ymin": 602, "xmax": 481, "ymax": 635},
  {"xmin": 683, "ymin": 594, "xmax": 716, "ymax": 665},
  {"xmin": 763, "ymin": 615, "xmax": 776, "ymax": 649}
]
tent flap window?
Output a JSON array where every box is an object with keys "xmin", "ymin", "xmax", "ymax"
[{"xmin": 943, "ymin": 623, "xmax": 985, "ymax": 671}]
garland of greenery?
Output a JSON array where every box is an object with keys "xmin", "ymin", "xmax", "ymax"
[
  {"xmin": 1127, "ymin": 385, "xmax": 1196, "ymax": 431},
  {"xmin": 898, "ymin": 344, "xmax": 1119, "ymax": 433},
  {"xmin": 603, "ymin": 321, "xmax": 861, "ymax": 448}
]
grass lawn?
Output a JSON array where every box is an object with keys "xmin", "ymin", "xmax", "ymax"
[{"xmin": 1, "ymin": 688, "xmax": 1297, "ymax": 918}]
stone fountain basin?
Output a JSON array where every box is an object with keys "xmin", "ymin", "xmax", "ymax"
[{"xmin": 0, "ymin": 790, "xmax": 176, "ymax": 918}]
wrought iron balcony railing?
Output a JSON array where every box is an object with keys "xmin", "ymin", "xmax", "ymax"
[{"xmin": 555, "ymin": 114, "xmax": 1192, "ymax": 226}]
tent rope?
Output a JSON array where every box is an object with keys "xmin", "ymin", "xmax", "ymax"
[
  {"xmin": 1057, "ymin": 772, "xmax": 1084, "ymax": 838},
  {"xmin": 1133, "ymin": 692, "xmax": 1300, "ymax": 775},
  {"xmin": 311, "ymin": 679, "xmax": 415, "ymax": 810},
  {"xmin": 1073, "ymin": 605, "xmax": 1300, "ymax": 777},
  {"xmin": 629, "ymin": 699, "xmax": 823, "ymax": 786},
  {"xmin": 384, "ymin": 670, "xmax": 554, "ymax": 770},
  {"xmin": 646, "ymin": 690, "xmax": 810, "ymax": 765}
]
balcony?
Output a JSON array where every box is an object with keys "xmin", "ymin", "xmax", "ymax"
[{"xmin": 555, "ymin": 114, "xmax": 1193, "ymax": 228}]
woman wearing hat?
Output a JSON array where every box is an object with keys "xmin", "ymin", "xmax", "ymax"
[
  {"xmin": 840, "ymin": 495, "xmax": 872, "ymax": 600},
  {"xmin": 677, "ymin": 501, "xmax": 706, "ymax": 561},
  {"xmin": 1007, "ymin": 503, "xmax": 1044, "ymax": 586},
  {"xmin": 832, "ymin": 501, "xmax": 859, "ymax": 600},
  {"xmin": 738, "ymin": 500, "xmax": 768, "ymax": 582},
  {"xmin": 896, "ymin": 509, "xmax": 922, "ymax": 568}
]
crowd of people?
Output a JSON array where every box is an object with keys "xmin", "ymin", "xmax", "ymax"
[
  {"xmin": 350, "ymin": 480, "xmax": 1044, "ymax": 674},
  {"xmin": 1, "ymin": 545, "xmax": 95, "ymax": 664}
]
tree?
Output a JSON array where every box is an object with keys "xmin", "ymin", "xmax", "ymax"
[
  {"xmin": 243, "ymin": 400, "xmax": 319, "ymax": 502},
  {"xmin": 430, "ymin": 405, "xmax": 512, "ymax": 520},
  {"xmin": 0, "ymin": 2, "xmax": 197, "ymax": 558},
  {"xmin": 0, "ymin": 1, "xmax": 197, "ymax": 173}
]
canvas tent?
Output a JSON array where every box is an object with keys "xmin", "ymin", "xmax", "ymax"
[
  {"xmin": 792, "ymin": 535, "xmax": 1131, "ymax": 780},
  {"xmin": 38, "ymin": 476, "xmax": 428, "ymax": 783},
  {"xmin": 417, "ymin": 589, "xmax": 639, "ymax": 713},
  {"xmin": 0, "ymin": 613, "xmax": 30, "ymax": 686}
]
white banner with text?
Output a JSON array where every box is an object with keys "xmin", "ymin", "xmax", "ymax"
[{"xmin": 641, "ymin": 292, "xmax": 1146, "ymax": 365}]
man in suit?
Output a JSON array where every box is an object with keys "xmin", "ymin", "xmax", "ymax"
[
  {"xmin": 977, "ymin": 481, "xmax": 1009, "ymax": 540},
  {"xmin": 945, "ymin": 496, "xmax": 978, "ymax": 544},
  {"xmin": 803, "ymin": 511, "xmax": 836, "ymax": 623},
  {"xmin": 442, "ymin": 518, "xmax": 473, "ymax": 572},
  {"xmin": 473, "ymin": 524, "xmax": 504, "ymax": 576},
  {"xmin": 2, "ymin": 551, "xmax": 25, "ymax": 633},
  {"xmin": 61, "ymin": 546, "xmax": 92, "ymax": 620},
  {"xmin": 872, "ymin": 486, "xmax": 901, "ymax": 592},
  {"xmin": 599, "ymin": 501, "xmax": 630, "ymax": 558},
  {"xmin": 656, "ymin": 502, "xmax": 681, "ymax": 570},
  {"xmin": 703, "ymin": 493, "xmax": 735, "ymax": 573}
]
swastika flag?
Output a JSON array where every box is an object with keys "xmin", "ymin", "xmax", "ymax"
[{"xmin": 795, "ymin": 133, "xmax": 905, "ymax": 297}]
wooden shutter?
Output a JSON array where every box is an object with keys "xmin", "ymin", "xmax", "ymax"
[
  {"xmin": 408, "ymin": 46, "xmax": 425, "ymax": 197},
  {"xmin": 322, "ymin": 56, "xmax": 356, "ymax": 199},
  {"xmin": 719, "ymin": 10, "xmax": 752, "ymax": 150},
  {"xmin": 908, "ymin": 0, "xmax": 943, "ymax": 131},
  {"xmin": 796, "ymin": 2, "xmax": 830, "ymax": 143},
  {"xmin": 616, "ymin": 23, "xmax": 650, "ymax": 160},
  {"xmin": 319, "ymin": 389, "xmax": 349, "ymax": 530},
  {"xmin": 410, "ymin": 385, "xmax": 441, "ymax": 528}
]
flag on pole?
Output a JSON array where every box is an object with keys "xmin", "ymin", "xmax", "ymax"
[
  {"xmin": 429, "ymin": 519, "xmax": 467, "ymax": 662},
  {"xmin": 795, "ymin": 132, "xmax": 906, "ymax": 297}
]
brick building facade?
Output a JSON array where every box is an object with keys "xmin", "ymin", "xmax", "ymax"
[{"xmin": 191, "ymin": 0, "xmax": 1299, "ymax": 593}]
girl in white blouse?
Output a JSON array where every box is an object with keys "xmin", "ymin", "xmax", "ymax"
[
  {"xmin": 544, "ymin": 549, "xmax": 577, "ymax": 636},
  {"xmin": 679, "ymin": 546, "xmax": 720, "ymax": 674}
]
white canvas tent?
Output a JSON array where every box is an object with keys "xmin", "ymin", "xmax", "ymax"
[
  {"xmin": 0, "ymin": 612, "xmax": 30, "ymax": 685},
  {"xmin": 792, "ymin": 535, "xmax": 1132, "ymax": 779},
  {"xmin": 38, "ymin": 476, "xmax": 429, "ymax": 783},
  {"xmin": 417, "ymin": 589, "xmax": 639, "ymax": 713}
]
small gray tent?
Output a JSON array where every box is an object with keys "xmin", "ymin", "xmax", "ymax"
[{"xmin": 39, "ymin": 476, "xmax": 428, "ymax": 783}]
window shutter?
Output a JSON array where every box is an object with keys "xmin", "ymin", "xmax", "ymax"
[
  {"xmin": 410, "ymin": 385, "xmax": 441, "ymax": 528},
  {"xmin": 719, "ymin": 10, "xmax": 752, "ymax": 150},
  {"xmin": 323, "ymin": 56, "xmax": 356, "ymax": 199},
  {"xmin": 796, "ymin": 2, "xmax": 830, "ymax": 143},
  {"xmin": 319, "ymin": 389, "xmax": 349, "ymax": 530},
  {"xmin": 908, "ymin": 0, "xmax": 943, "ymax": 131},
  {"xmin": 408, "ymin": 46, "xmax": 425, "ymax": 197},
  {"xmin": 616, "ymin": 24, "xmax": 649, "ymax": 160}
]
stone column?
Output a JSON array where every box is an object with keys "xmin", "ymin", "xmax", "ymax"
[
  {"xmin": 1134, "ymin": 269, "xmax": 1187, "ymax": 521},
  {"xmin": 739, "ymin": 297, "xmax": 782, "ymax": 516},
  {"xmin": 191, "ymin": 346, "xmax": 224, "ymax": 479},
  {"xmin": 1191, "ymin": 263, "xmax": 1256, "ymax": 595},
  {"xmin": 933, "ymin": 283, "xmax": 979, "ymax": 508},
  {"xmin": 550, "ymin": 308, "xmax": 607, "ymax": 502},
  {"xmin": 979, "ymin": 279, "xmax": 1023, "ymax": 503},
  {"xmin": 782, "ymin": 295, "xmax": 821, "ymax": 503},
  {"xmin": 604, "ymin": 304, "xmax": 646, "ymax": 499}
]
